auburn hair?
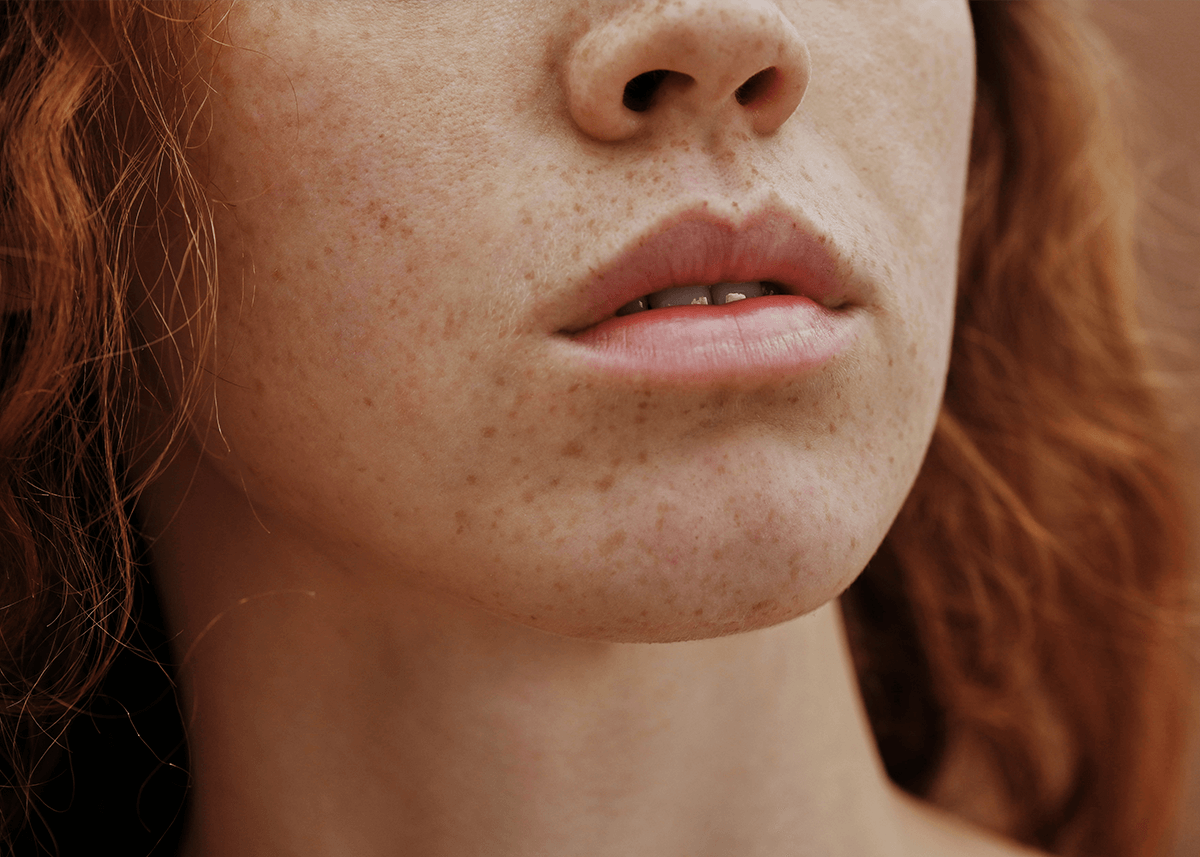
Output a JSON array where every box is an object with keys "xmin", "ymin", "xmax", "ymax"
[
  {"xmin": 0, "ymin": 2, "xmax": 1192, "ymax": 856},
  {"xmin": 0, "ymin": 1, "xmax": 212, "ymax": 846}
]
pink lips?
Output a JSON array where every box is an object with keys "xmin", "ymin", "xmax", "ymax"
[{"xmin": 556, "ymin": 210, "xmax": 865, "ymax": 383}]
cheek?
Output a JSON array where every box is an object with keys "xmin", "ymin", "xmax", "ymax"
[
  {"xmin": 172, "ymin": 0, "xmax": 969, "ymax": 644},
  {"xmin": 196, "ymin": 298, "xmax": 945, "ymax": 647}
]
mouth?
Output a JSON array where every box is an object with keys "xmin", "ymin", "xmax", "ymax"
[
  {"xmin": 614, "ymin": 280, "xmax": 785, "ymax": 316},
  {"xmin": 553, "ymin": 207, "xmax": 866, "ymax": 384},
  {"xmin": 558, "ymin": 207, "xmax": 856, "ymax": 335}
]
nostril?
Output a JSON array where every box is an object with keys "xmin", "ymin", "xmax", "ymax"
[
  {"xmin": 622, "ymin": 69, "xmax": 670, "ymax": 112},
  {"xmin": 734, "ymin": 67, "xmax": 777, "ymax": 106}
]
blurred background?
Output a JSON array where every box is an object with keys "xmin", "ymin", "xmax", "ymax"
[{"xmin": 1087, "ymin": 4, "xmax": 1200, "ymax": 856}]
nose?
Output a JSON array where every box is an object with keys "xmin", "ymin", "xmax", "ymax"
[{"xmin": 564, "ymin": 0, "xmax": 810, "ymax": 143}]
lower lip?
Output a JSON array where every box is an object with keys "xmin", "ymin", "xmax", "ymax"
[{"xmin": 559, "ymin": 295, "xmax": 862, "ymax": 383}]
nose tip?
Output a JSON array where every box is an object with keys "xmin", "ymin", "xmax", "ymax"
[{"xmin": 565, "ymin": 0, "xmax": 810, "ymax": 143}]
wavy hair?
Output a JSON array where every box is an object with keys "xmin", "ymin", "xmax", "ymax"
[
  {"xmin": 0, "ymin": 0, "xmax": 213, "ymax": 845},
  {"xmin": 0, "ymin": 2, "xmax": 1192, "ymax": 856},
  {"xmin": 845, "ymin": 4, "xmax": 1192, "ymax": 856}
]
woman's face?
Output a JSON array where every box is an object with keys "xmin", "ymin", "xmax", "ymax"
[{"xmin": 165, "ymin": 0, "xmax": 975, "ymax": 641}]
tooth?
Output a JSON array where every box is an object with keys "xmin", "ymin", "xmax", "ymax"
[
  {"xmin": 712, "ymin": 281, "xmax": 764, "ymax": 305},
  {"xmin": 647, "ymin": 284, "xmax": 711, "ymax": 309},
  {"xmin": 616, "ymin": 297, "xmax": 648, "ymax": 315}
]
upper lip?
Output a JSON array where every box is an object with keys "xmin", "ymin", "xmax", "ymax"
[{"xmin": 559, "ymin": 204, "xmax": 861, "ymax": 334}]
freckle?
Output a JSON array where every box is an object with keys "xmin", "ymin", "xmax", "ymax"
[
  {"xmin": 363, "ymin": 397, "xmax": 374, "ymax": 407},
  {"xmin": 567, "ymin": 383, "xmax": 580, "ymax": 393},
  {"xmin": 561, "ymin": 440, "xmax": 584, "ymax": 458},
  {"xmin": 305, "ymin": 259, "xmax": 318, "ymax": 271},
  {"xmin": 379, "ymin": 213, "xmax": 390, "ymax": 229},
  {"xmin": 271, "ymin": 267, "xmax": 283, "ymax": 281},
  {"xmin": 454, "ymin": 509, "xmax": 469, "ymax": 535},
  {"xmin": 637, "ymin": 451, "xmax": 648, "ymax": 464},
  {"xmin": 637, "ymin": 401, "xmax": 648, "ymax": 410},
  {"xmin": 481, "ymin": 426, "xmax": 497, "ymax": 438},
  {"xmin": 466, "ymin": 474, "xmax": 477, "ymax": 485},
  {"xmin": 324, "ymin": 245, "xmax": 333, "ymax": 255},
  {"xmin": 522, "ymin": 489, "xmax": 537, "ymax": 504},
  {"xmin": 598, "ymin": 529, "xmax": 626, "ymax": 557},
  {"xmin": 888, "ymin": 357, "xmax": 894, "ymax": 367},
  {"xmin": 549, "ymin": 478, "xmax": 560, "ymax": 488},
  {"xmin": 828, "ymin": 422, "xmax": 837, "ymax": 434},
  {"xmin": 511, "ymin": 456, "xmax": 522, "ymax": 465},
  {"xmin": 594, "ymin": 475, "xmax": 614, "ymax": 492},
  {"xmin": 634, "ymin": 415, "xmax": 646, "ymax": 425}
]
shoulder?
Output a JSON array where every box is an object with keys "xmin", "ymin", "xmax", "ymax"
[{"xmin": 890, "ymin": 787, "xmax": 1049, "ymax": 857}]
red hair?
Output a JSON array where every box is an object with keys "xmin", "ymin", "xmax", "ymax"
[
  {"xmin": 0, "ymin": 2, "xmax": 1192, "ymax": 854},
  {"xmin": 0, "ymin": 0, "xmax": 213, "ymax": 839},
  {"xmin": 845, "ymin": 4, "xmax": 1192, "ymax": 855}
]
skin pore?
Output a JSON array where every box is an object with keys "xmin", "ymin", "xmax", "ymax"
[{"xmin": 132, "ymin": 1, "xmax": 1028, "ymax": 854}]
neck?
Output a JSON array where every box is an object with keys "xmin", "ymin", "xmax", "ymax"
[{"xmin": 146, "ymin": 453, "xmax": 912, "ymax": 857}]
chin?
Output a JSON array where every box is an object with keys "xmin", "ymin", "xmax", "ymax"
[{"xmin": 462, "ymin": 523, "xmax": 874, "ymax": 645}]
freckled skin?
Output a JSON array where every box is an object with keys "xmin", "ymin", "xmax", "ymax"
[{"xmin": 146, "ymin": 0, "xmax": 975, "ymax": 644}]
